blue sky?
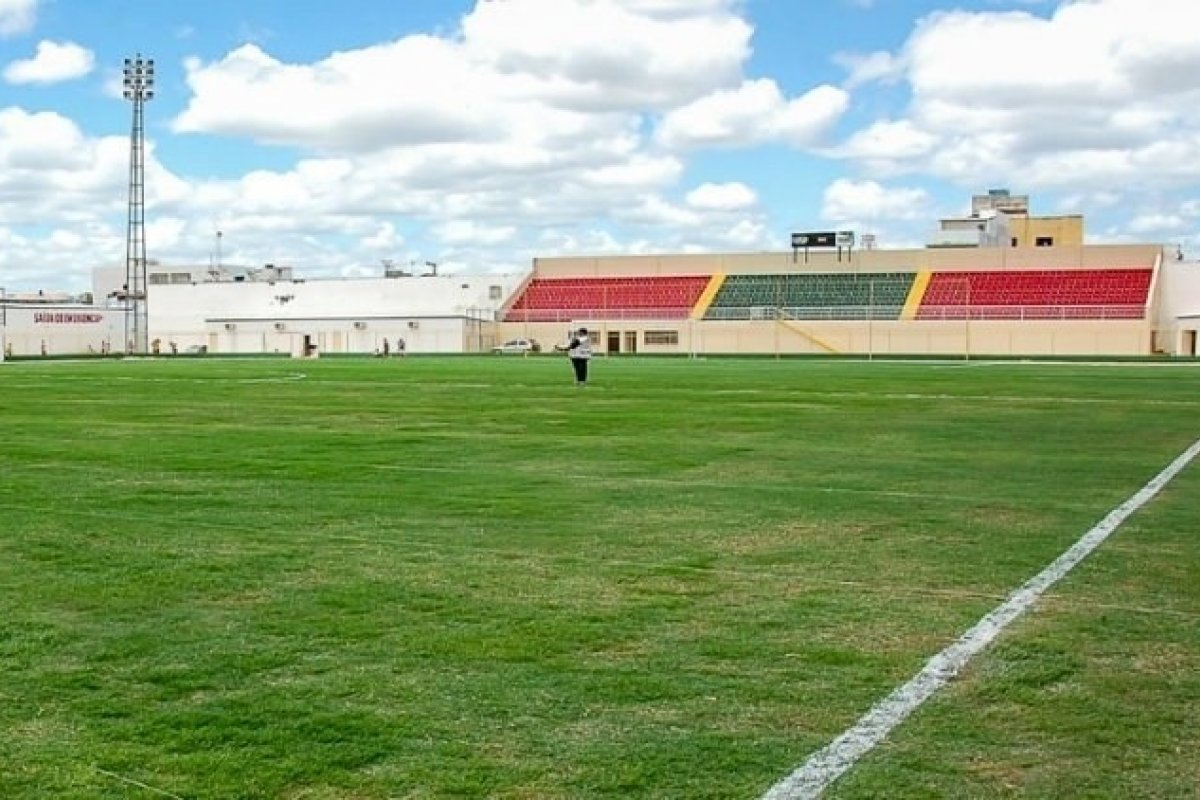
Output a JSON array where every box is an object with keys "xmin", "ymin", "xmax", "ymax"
[{"xmin": 1, "ymin": 0, "xmax": 1198, "ymax": 290}]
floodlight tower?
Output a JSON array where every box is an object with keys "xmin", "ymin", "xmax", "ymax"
[{"xmin": 123, "ymin": 54, "xmax": 154, "ymax": 353}]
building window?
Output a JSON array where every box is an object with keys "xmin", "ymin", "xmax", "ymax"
[
  {"xmin": 644, "ymin": 330, "xmax": 679, "ymax": 346},
  {"xmin": 1035, "ymin": 236, "xmax": 1054, "ymax": 247},
  {"xmin": 489, "ymin": 285, "xmax": 503, "ymax": 300},
  {"xmin": 1011, "ymin": 237, "xmax": 1019, "ymax": 247},
  {"xmin": 149, "ymin": 273, "xmax": 169, "ymax": 284}
]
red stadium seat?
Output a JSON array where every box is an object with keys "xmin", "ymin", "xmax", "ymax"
[
  {"xmin": 917, "ymin": 269, "xmax": 1151, "ymax": 320},
  {"xmin": 505, "ymin": 276, "xmax": 711, "ymax": 322}
]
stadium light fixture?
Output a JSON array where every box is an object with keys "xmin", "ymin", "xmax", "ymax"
[{"xmin": 122, "ymin": 55, "xmax": 155, "ymax": 101}]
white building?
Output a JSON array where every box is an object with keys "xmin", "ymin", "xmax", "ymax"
[
  {"xmin": 2, "ymin": 266, "xmax": 528, "ymax": 358},
  {"xmin": 928, "ymin": 209, "xmax": 1013, "ymax": 249},
  {"xmin": 147, "ymin": 271, "xmax": 527, "ymax": 355},
  {"xmin": 1155, "ymin": 258, "xmax": 1200, "ymax": 355}
]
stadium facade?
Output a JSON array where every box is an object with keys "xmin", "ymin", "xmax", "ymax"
[
  {"xmin": 504, "ymin": 244, "xmax": 1196, "ymax": 358},
  {"xmin": 3, "ymin": 217, "xmax": 1200, "ymax": 360}
]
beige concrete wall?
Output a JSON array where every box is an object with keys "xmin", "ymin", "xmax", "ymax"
[
  {"xmin": 1009, "ymin": 215, "xmax": 1085, "ymax": 247},
  {"xmin": 499, "ymin": 318, "xmax": 1153, "ymax": 357},
  {"xmin": 531, "ymin": 244, "xmax": 1160, "ymax": 278}
]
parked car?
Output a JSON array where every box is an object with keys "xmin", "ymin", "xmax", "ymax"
[{"xmin": 492, "ymin": 338, "xmax": 541, "ymax": 354}]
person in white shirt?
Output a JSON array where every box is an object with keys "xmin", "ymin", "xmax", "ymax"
[{"xmin": 566, "ymin": 327, "xmax": 593, "ymax": 385}]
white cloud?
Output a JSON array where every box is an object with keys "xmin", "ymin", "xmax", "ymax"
[
  {"xmin": 656, "ymin": 80, "xmax": 848, "ymax": 149},
  {"xmin": 360, "ymin": 222, "xmax": 405, "ymax": 252},
  {"xmin": 835, "ymin": 0, "xmax": 1200, "ymax": 190},
  {"xmin": 463, "ymin": 0, "xmax": 750, "ymax": 112},
  {"xmin": 834, "ymin": 50, "xmax": 902, "ymax": 88},
  {"xmin": 175, "ymin": 0, "xmax": 753, "ymax": 149},
  {"xmin": 1127, "ymin": 213, "xmax": 1186, "ymax": 234},
  {"xmin": 830, "ymin": 119, "xmax": 938, "ymax": 165},
  {"xmin": 723, "ymin": 218, "xmax": 769, "ymax": 248},
  {"xmin": 3, "ymin": 40, "xmax": 94, "ymax": 85},
  {"xmin": 1054, "ymin": 191, "xmax": 1121, "ymax": 214},
  {"xmin": 0, "ymin": 108, "xmax": 195, "ymax": 287},
  {"xmin": 619, "ymin": 195, "xmax": 702, "ymax": 227},
  {"xmin": 821, "ymin": 179, "xmax": 932, "ymax": 223},
  {"xmin": 0, "ymin": 0, "xmax": 36, "ymax": 37},
  {"xmin": 432, "ymin": 219, "xmax": 518, "ymax": 246},
  {"xmin": 685, "ymin": 182, "xmax": 757, "ymax": 211}
]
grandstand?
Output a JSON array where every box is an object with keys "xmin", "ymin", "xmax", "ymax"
[{"xmin": 498, "ymin": 245, "xmax": 1187, "ymax": 357}]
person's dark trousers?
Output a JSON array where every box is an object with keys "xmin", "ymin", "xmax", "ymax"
[{"xmin": 571, "ymin": 358, "xmax": 588, "ymax": 384}]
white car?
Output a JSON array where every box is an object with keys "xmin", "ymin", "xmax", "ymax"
[{"xmin": 492, "ymin": 338, "xmax": 541, "ymax": 354}]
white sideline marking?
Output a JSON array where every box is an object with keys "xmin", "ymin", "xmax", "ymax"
[
  {"xmin": 762, "ymin": 437, "xmax": 1200, "ymax": 800},
  {"xmin": 95, "ymin": 767, "xmax": 185, "ymax": 799}
]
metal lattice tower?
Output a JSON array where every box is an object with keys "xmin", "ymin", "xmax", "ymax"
[{"xmin": 123, "ymin": 54, "xmax": 154, "ymax": 354}]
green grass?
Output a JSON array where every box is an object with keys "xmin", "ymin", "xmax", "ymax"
[{"xmin": 0, "ymin": 356, "xmax": 1197, "ymax": 799}]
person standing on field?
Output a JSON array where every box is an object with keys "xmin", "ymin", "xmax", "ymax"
[{"xmin": 567, "ymin": 327, "xmax": 593, "ymax": 385}]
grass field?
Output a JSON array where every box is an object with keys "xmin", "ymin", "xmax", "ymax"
[{"xmin": 1, "ymin": 356, "xmax": 1197, "ymax": 799}]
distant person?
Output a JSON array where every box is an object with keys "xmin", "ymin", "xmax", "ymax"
[
  {"xmin": 381, "ymin": 338, "xmax": 390, "ymax": 357},
  {"xmin": 566, "ymin": 327, "xmax": 593, "ymax": 386},
  {"xmin": 169, "ymin": 341, "xmax": 178, "ymax": 355},
  {"xmin": 397, "ymin": 337, "xmax": 406, "ymax": 357}
]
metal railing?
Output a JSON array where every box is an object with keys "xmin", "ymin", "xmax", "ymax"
[
  {"xmin": 915, "ymin": 304, "xmax": 1145, "ymax": 321},
  {"xmin": 504, "ymin": 307, "xmax": 694, "ymax": 322},
  {"xmin": 704, "ymin": 305, "xmax": 905, "ymax": 321},
  {"xmin": 503, "ymin": 304, "xmax": 1147, "ymax": 323}
]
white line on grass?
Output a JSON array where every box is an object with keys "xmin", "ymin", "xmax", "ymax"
[
  {"xmin": 761, "ymin": 436, "xmax": 1200, "ymax": 800},
  {"xmin": 95, "ymin": 767, "xmax": 185, "ymax": 799}
]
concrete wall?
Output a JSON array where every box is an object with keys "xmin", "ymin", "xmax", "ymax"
[
  {"xmin": 148, "ymin": 274, "xmax": 523, "ymax": 354},
  {"xmin": 531, "ymin": 244, "xmax": 1160, "ymax": 278},
  {"xmin": 1009, "ymin": 216, "xmax": 1085, "ymax": 247},
  {"xmin": 0, "ymin": 305, "xmax": 125, "ymax": 357},
  {"xmin": 500, "ymin": 318, "xmax": 1153, "ymax": 358},
  {"xmin": 204, "ymin": 316, "xmax": 488, "ymax": 355},
  {"xmin": 1156, "ymin": 259, "xmax": 1200, "ymax": 354}
]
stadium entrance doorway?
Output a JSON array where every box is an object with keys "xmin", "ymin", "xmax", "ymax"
[
  {"xmin": 1184, "ymin": 330, "xmax": 1197, "ymax": 356},
  {"xmin": 624, "ymin": 331, "xmax": 637, "ymax": 354},
  {"xmin": 607, "ymin": 331, "xmax": 620, "ymax": 354}
]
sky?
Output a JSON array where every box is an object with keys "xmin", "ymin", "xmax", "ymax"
[{"xmin": 1, "ymin": 0, "xmax": 1198, "ymax": 291}]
